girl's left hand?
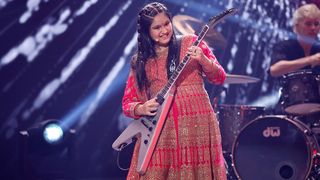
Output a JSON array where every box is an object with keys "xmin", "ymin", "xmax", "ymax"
[{"xmin": 187, "ymin": 46, "xmax": 204, "ymax": 61}]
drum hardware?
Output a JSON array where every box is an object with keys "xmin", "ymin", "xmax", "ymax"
[
  {"xmin": 312, "ymin": 121, "xmax": 320, "ymax": 127},
  {"xmin": 211, "ymin": 85, "xmax": 228, "ymax": 107},
  {"xmin": 304, "ymin": 128, "xmax": 314, "ymax": 136},
  {"xmin": 223, "ymin": 151, "xmax": 237, "ymax": 180},
  {"xmin": 292, "ymin": 113, "xmax": 320, "ymax": 129},
  {"xmin": 310, "ymin": 123, "xmax": 320, "ymax": 180},
  {"xmin": 311, "ymin": 126, "xmax": 320, "ymax": 134},
  {"xmin": 308, "ymin": 152, "xmax": 320, "ymax": 179}
]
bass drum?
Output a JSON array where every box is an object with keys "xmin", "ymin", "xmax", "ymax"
[{"xmin": 232, "ymin": 115, "xmax": 319, "ymax": 180}]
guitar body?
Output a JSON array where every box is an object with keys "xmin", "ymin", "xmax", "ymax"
[{"xmin": 112, "ymin": 87, "xmax": 176, "ymax": 174}]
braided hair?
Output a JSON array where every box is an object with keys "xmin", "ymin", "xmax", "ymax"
[{"xmin": 133, "ymin": 2, "xmax": 178, "ymax": 91}]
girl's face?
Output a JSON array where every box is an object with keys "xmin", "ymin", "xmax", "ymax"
[{"xmin": 149, "ymin": 12, "xmax": 173, "ymax": 47}]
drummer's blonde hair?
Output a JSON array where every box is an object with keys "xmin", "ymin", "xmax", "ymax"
[{"xmin": 293, "ymin": 4, "xmax": 320, "ymax": 32}]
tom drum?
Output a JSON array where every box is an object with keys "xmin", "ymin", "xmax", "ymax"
[{"xmin": 280, "ymin": 69, "xmax": 320, "ymax": 115}]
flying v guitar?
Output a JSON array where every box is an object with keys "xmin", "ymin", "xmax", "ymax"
[{"xmin": 112, "ymin": 8, "xmax": 238, "ymax": 175}]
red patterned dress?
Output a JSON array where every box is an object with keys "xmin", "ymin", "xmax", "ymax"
[{"xmin": 122, "ymin": 35, "xmax": 227, "ymax": 180}]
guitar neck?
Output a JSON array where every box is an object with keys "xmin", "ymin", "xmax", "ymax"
[
  {"xmin": 156, "ymin": 26, "xmax": 209, "ymax": 103},
  {"xmin": 156, "ymin": 8, "xmax": 237, "ymax": 104}
]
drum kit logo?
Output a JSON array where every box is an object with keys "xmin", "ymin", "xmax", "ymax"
[{"xmin": 263, "ymin": 126, "xmax": 281, "ymax": 138}]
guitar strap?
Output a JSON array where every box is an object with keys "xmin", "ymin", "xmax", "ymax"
[{"xmin": 168, "ymin": 35, "xmax": 182, "ymax": 79}]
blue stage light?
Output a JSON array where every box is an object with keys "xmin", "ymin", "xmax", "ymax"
[
  {"xmin": 19, "ymin": 119, "xmax": 76, "ymax": 179},
  {"xmin": 43, "ymin": 122, "xmax": 64, "ymax": 144}
]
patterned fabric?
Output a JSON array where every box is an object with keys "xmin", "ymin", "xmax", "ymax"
[{"xmin": 122, "ymin": 35, "xmax": 227, "ymax": 180}]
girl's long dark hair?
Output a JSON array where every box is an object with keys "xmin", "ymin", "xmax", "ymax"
[{"xmin": 132, "ymin": 2, "xmax": 178, "ymax": 91}]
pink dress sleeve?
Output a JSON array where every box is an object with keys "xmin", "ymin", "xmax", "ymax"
[
  {"xmin": 197, "ymin": 37, "xmax": 226, "ymax": 85},
  {"xmin": 122, "ymin": 69, "xmax": 146, "ymax": 119}
]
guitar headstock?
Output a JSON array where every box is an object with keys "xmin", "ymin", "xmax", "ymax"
[{"xmin": 208, "ymin": 8, "xmax": 238, "ymax": 27}]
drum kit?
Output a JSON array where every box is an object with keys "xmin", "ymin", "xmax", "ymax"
[
  {"xmin": 174, "ymin": 15, "xmax": 320, "ymax": 180},
  {"xmin": 217, "ymin": 72, "xmax": 320, "ymax": 180}
]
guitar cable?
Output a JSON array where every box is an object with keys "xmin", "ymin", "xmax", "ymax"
[{"xmin": 116, "ymin": 144, "xmax": 130, "ymax": 171}]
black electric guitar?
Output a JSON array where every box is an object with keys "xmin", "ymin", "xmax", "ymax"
[{"xmin": 112, "ymin": 8, "xmax": 238, "ymax": 175}]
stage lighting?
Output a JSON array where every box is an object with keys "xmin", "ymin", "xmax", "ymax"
[
  {"xmin": 19, "ymin": 119, "xmax": 76, "ymax": 179},
  {"xmin": 24, "ymin": 119, "xmax": 70, "ymax": 153},
  {"xmin": 43, "ymin": 121, "xmax": 64, "ymax": 145}
]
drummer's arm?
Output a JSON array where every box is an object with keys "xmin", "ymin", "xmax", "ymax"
[{"xmin": 270, "ymin": 57, "xmax": 314, "ymax": 77}]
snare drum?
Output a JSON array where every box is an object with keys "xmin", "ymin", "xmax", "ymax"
[
  {"xmin": 232, "ymin": 115, "xmax": 319, "ymax": 180},
  {"xmin": 216, "ymin": 104, "xmax": 265, "ymax": 152},
  {"xmin": 280, "ymin": 69, "xmax": 320, "ymax": 115}
]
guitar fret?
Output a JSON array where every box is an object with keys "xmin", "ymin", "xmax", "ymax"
[
  {"xmin": 164, "ymin": 86, "xmax": 169, "ymax": 92},
  {"xmin": 173, "ymin": 71, "xmax": 178, "ymax": 77}
]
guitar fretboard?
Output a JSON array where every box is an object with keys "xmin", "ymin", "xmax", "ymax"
[
  {"xmin": 156, "ymin": 25, "xmax": 209, "ymax": 102},
  {"xmin": 156, "ymin": 8, "xmax": 237, "ymax": 103}
]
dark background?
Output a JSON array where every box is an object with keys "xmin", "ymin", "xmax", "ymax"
[{"xmin": 1, "ymin": 0, "xmax": 319, "ymax": 179}]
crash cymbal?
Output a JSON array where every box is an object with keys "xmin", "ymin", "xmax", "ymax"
[
  {"xmin": 173, "ymin": 14, "xmax": 227, "ymax": 49},
  {"xmin": 224, "ymin": 74, "xmax": 260, "ymax": 84}
]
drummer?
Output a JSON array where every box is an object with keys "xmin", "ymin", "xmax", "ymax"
[
  {"xmin": 270, "ymin": 3, "xmax": 320, "ymax": 77},
  {"xmin": 270, "ymin": 4, "xmax": 320, "ymax": 121}
]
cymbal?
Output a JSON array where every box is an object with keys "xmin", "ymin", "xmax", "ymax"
[
  {"xmin": 224, "ymin": 74, "xmax": 260, "ymax": 84},
  {"xmin": 172, "ymin": 14, "xmax": 227, "ymax": 49}
]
